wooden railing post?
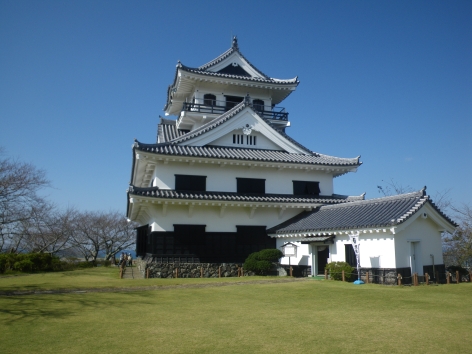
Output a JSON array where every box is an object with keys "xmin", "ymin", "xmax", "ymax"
[
  {"xmin": 241, "ymin": 267, "xmax": 244, "ymax": 277},
  {"xmin": 289, "ymin": 266, "xmax": 293, "ymax": 277},
  {"xmin": 342, "ymin": 270, "xmax": 345, "ymax": 282},
  {"xmin": 324, "ymin": 269, "xmax": 328, "ymax": 280},
  {"xmin": 366, "ymin": 271, "xmax": 369, "ymax": 284},
  {"xmin": 175, "ymin": 268, "xmax": 178, "ymax": 278},
  {"xmin": 456, "ymin": 270, "xmax": 460, "ymax": 284},
  {"xmin": 218, "ymin": 266, "xmax": 221, "ymax": 278},
  {"xmin": 146, "ymin": 268, "xmax": 150, "ymax": 279},
  {"xmin": 446, "ymin": 272, "xmax": 450, "ymax": 284},
  {"xmin": 397, "ymin": 273, "xmax": 402, "ymax": 286},
  {"xmin": 425, "ymin": 273, "xmax": 429, "ymax": 285},
  {"xmin": 413, "ymin": 273, "xmax": 418, "ymax": 286}
]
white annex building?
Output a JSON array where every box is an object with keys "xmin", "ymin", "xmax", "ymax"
[{"xmin": 127, "ymin": 38, "xmax": 456, "ymax": 282}]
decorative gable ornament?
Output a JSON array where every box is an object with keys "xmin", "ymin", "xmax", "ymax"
[{"xmin": 242, "ymin": 124, "xmax": 254, "ymax": 135}]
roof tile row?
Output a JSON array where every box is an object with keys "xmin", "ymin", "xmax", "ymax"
[
  {"xmin": 128, "ymin": 186, "xmax": 363, "ymax": 204},
  {"xmin": 267, "ymin": 188, "xmax": 457, "ymax": 234}
]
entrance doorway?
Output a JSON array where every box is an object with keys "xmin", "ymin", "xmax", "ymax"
[
  {"xmin": 410, "ymin": 241, "xmax": 423, "ymax": 275},
  {"xmin": 317, "ymin": 246, "xmax": 329, "ymax": 275}
]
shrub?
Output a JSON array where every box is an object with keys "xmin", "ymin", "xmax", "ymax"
[
  {"xmin": 96, "ymin": 260, "xmax": 112, "ymax": 267},
  {"xmin": 14, "ymin": 259, "xmax": 34, "ymax": 272},
  {"xmin": 76, "ymin": 261, "xmax": 95, "ymax": 268},
  {"xmin": 0, "ymin": 253, "xmax": 65, "ymax": 273},
  {"xmin": 243, "ymin": 249, "xmax": 283, "ymax": 275},
  {"xmin": 325, "ymin": 262, "xmax": 354, "ymax": 281},
  {"xmin": 257, "ymin": 249, "xmax": 284, "ymax": 262}
]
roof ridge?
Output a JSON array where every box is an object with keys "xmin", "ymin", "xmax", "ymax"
[
  {"xmin": 196, "ymin": 37, "xmax": 271, "ymax": 80},
  {"xmin": 197, "ymin": 47, "xmax": 235, "ymax": 71},
  {"xmin": 132, "ymin": 139, "xmax": 362, "ymax": 167},
  {"xmin": 261, "ymin": 118, "xmax": 312, "ymax": 155},
  {"xmin": 318, "ymin": 189, "xmax": 426, "ymax": 210},
  {"xmin": 179, "ymin": 65, "xmax": 298, "ymax": 84}
]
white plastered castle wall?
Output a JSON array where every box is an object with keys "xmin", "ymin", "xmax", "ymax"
[
  {"xmin": 394, "ymin": 207, "xmax": 445, "ymax": 271},
  {"xmin": 209, "ymin": 131, "xmax": 282, "ymax": 151},
  {"xmin": 136, "ymin": 203, "xmax": 302, "ymax": 233},
  {"xmin": 151, "ymin": 161, "xmax": 334, "ymax": 196},
  {"xmin": 275, "ymin": 232, "xmax": 397, "ymax": 269},
  {"xmin": 275, "ymin": 240, "xmax": 312, "ymax": 266}
]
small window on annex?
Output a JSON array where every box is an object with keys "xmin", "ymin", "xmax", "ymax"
[
  {"xmin": 203, "ymin": 94, "xmax": 216, "ymax": 106},
  {"xmin": 293, "ymin": 181, "xmax": 320, "ymax": 195},
  {"xmin": 345, "ymin": 244, "xmax": 356, "ymax": 267},
  {"xmin": 175, "ymin": 175, "xmax": 206, "ymax": 192},
  {"xmin": 237, "ymin": 178, "xmax": 265, "ymax": 194}
]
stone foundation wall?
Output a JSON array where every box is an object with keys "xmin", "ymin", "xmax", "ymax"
[
  {"xmin": 136, "ymin": 257, "xmax": 256, "ymax": 278},
  {"xmin": 358, "ymin": 268, "xmax": 398, "ymax": 285}
]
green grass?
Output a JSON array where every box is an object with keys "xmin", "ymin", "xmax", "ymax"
[
  {"xmin": 1, "ymin": 268, "xmax": 471, "ymax": 353},
  {"xmin": 0, "ymin": 267, "xmax": 277, "ymax": 292}
]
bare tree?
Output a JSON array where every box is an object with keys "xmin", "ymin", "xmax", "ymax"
[
  {"xmin": 377, "ymin": 179, "xmax": 452, "ymax": 211},
  {"xmin": 377, "ymin": 179, "xmax": 472, "ymax": 268},
  {"xmin": 377, "ymin": 178, "xmax": 414, "ymax": 197},
  {"xmin": 99, "ymin": 211, "xmax": 137, "ymax": 261},
  {"xmin": 20, "ymin": 201, "xmax": 77, "ymax": 255},
  {"xmin": 443, "ymin": 203, "xmax": 472, "ymax": 268},
  {"xmin": 69, "ymin": 211, "xmax": 136, "ymax": 263},
  {"xmin": 69, "ymin": 211, "xmax": 102, "ymax": 262},
  {"xmin": 0, "ymin": 148, "xmax": 50, "ymax": 252}
]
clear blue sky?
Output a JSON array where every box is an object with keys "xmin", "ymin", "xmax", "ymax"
[{"xmin": 1, "ymin": 0, "xmax": 471, "ymax": 214}]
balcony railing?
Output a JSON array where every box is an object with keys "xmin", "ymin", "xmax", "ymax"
[{"xmin": 182, "ymin": 100, "xmax": 288, "ymax": 121}]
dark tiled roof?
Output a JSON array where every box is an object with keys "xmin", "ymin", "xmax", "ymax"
[
  {"xmin": 134, "ymin": 141, "xmax": 360, "ymax": 167},
  {"xmin": 150, "ymin": 101, "xmax": 361, "ymax": 167},
  {"xmin": 162, "ymin": 99, "xmax": 314, "ymax": 155},
  {"xmin": 164, "ymin": 38, "xmax": 298, "ymax": 112},
  {"xmin": 268, "ymin": 188, "xmax": 457, "ymax": 234},
  {"xmin": 157, "ymin": 117, "xmax": 188, "ymax": 143},
  {"xmin": 128, "ymin": 186, "xmax": 362, "ymax": 204},
  {"xmin": 197, "ymin": 37, "xmax": 283, "ymax": 83},
  {"xmin": 180, "ymin": 64, "xmax": 299, "ymax": 85}
]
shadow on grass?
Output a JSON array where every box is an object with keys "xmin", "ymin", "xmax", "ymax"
[{"xmin": 0, "ymin": 290, "xmax": 163, "ymax": 325}]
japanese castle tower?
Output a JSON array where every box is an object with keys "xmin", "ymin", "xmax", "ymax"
[{"xmin": 127, "ymin": 38, "xmax": 456, "ymax": 281}]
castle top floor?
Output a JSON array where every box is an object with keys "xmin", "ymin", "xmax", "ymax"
[{"xmin": 164, "ymin": 37, "xmax": 299, "ymax": 131}]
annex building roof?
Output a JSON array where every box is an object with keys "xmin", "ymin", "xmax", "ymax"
[{"xmin": 267, "ymin": 188, "xmax": 457, "ymax": 237}]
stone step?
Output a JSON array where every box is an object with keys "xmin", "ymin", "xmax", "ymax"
[{"xmin": 121, "ymin": 266, "xmax": 144, "ymax": 279}]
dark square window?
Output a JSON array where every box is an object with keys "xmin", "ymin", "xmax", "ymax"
[
  {"xmin": 345, "ymin": 244, "xmax": 356, "ymax": 267},
  {"xmin": 175, "ymin": 175, "xmax": 206, "ymax": 192},
  {"xmin": 237, "ymin": 178, "xmax": 265, "ymax": 194},
  {"xmin": 293, "ymin": 181, "xmax": 320, "ymax": 195},
  {"xmin": 174, "ymin": 225, "xmax": 206, "ymax": 247}
]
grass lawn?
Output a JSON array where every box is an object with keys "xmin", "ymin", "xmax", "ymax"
[
  {"xmin": 1, "ymin": 268, "xmax": 471, "ymax": 353},
  {"xmin": 0, "ymin": 267, "xmax": 275, "ymax": 292}
]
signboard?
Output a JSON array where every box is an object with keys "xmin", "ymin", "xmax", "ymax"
[
  {"xmin": 284, "ymin": 245, "xmax": 296, "ymax": 256},
  {"xmin": 282, "ymin": 243, "xmax": 297, "ymax": 257}
]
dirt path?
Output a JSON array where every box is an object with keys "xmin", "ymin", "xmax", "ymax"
[{"xmin": 0, "ymin": 277, "xmax": 312, "ymax": 296}]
